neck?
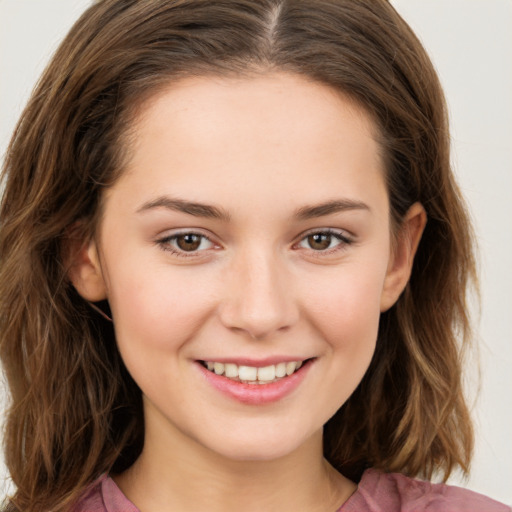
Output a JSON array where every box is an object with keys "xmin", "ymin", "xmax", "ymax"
[{"xmin": 114, "ymin": 413, "xmax": 356, "ymax": 512}]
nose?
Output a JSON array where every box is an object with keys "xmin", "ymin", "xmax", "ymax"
[{"xmin": 218, "ymin": 249, "xmax": 299, "ymax": 340}]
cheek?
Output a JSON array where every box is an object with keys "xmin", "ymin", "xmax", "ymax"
[
  {"xmin": 287, "ymin": 266, "xmax": 385, "ymax": 428},
  {"xmin": 300, "ymin": 261, "xmax": 385, "ymax": 355},
  {"xmin": 106, "ymin": 261, "xmax": 217, "ymax": 354}
]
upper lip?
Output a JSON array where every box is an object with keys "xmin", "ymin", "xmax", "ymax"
[{"xmin": 197, "ymin": 356, "xmax": 313, "ymax": 367}]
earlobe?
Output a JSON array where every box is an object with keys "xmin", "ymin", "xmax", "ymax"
[
  {"xmin": 380, "ymin": 202, "xmax": 427, "ymax": 312},
  {"xmin": 67, "ymin": 237, "xmax": 108, "ymax": 302}
]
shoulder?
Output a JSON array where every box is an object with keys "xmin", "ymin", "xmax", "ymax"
[
  {"xmin": 340, "ymin": 468, "xmax": 511, "ymax": 512},
  {"xmin": 72, "ymin": 475, "xmax": 106, "ymax": 512},
  {"xmin": 73, "ymin": 474, "xmax": 140, "ymax": 512}
]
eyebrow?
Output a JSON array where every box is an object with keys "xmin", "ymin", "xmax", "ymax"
[
  {"xmin": 136, "ymin": 196, "xmax": 231, "ymax": 222},
  {"xmin": 137, "ymin": 196, "xmax": 369, "ymax": 222},
  {"xmin": 294, "ymin": 199, "xmax": 370, "ymax": 220}
]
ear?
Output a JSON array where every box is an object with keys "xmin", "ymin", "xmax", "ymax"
[
  {"xmin": 380, "ymin": 202, "xmax": 427, "ymax": 312},
  {"xmin": 66, "ymin": 235, "xmax": 108, "ymax": 302}
]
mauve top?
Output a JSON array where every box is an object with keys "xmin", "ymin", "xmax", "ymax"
[{"xmin": 73, "ymin": 469, "xmax": 510, "ymax": 511}]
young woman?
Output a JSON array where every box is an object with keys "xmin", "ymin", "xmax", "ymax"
[{"xmin": 0, "ymin": 1, "xmax": 509, "ymax": 511}]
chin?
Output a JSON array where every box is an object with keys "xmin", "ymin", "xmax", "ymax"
[{"xmin": 197, "ymin": 423, "xmax": 320, "ymax": 464}]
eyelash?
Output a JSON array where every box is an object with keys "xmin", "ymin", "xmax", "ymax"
[
  {"xmin": 156, "ymin": 231, "xmax": 217, "ymax": 258},
  {"xmin": 294, "ymin": 228, "xmax": 353, "ymax": 255},
  {"xmin": 156, "ymin": 228, "xmax": 353, "ymax": 258}
]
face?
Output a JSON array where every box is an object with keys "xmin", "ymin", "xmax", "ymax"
[{"xmin": 73, "ymin": 72, "xmax": 423, "ymax": 463}]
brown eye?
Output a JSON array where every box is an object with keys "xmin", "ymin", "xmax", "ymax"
[
  {"xmin": 176, "ymin": 234, "xmax": 203, "ymax": 251},
  {"xmin": 307, "ymin": 233, "xmax": 333, "ymax": 250},
  {"xmin": 158, "ymin": 232, "xmax": 215, "ymax": 256},
  {"xmin": 297, "ymin": 230, "xmax": 351, "ymax": 253}
]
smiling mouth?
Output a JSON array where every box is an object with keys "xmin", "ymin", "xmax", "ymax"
[{"xmin": 199, "ymin": 360, "xmax": 310, "ymax": 384}]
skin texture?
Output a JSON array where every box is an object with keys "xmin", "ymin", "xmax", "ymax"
[{"xmin": 70, "ymin": 73, "xmax": 426, "ymax": 512}]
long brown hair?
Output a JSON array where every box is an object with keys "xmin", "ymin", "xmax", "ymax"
[{"xmin": 0, "ymin": 1, "xmax": 476, "ymax": 510}]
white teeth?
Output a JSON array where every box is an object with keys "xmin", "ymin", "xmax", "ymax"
[
  {"xmin": 238, "ymin": 365, "xmax": 257, "ymax": 381},
  {"xmin": 286, "ymin": 361, "xmax": 296, "ymax": 376},
  {"xmin": 204, "ymin": 360, "xmax": 306, "ymax": 383},
  {"xmin": 257, "ymin": 365, "xmax": 276, "ymax": 382},
  {"xmin": 224, "ymin": 363, "xmax": 238, "ymax": 378},
  {"xmin": 275, "ymin": 362, "xmax": 287, "ymax": 378}
]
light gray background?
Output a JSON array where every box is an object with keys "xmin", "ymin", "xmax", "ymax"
[{"xmin": 1, "ymin": 0, "xmax": 511, "ymax": 505}]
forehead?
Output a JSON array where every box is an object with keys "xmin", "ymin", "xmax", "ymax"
[
  {"xmin": 108, "ymin": 72, "xmax": 386, "ymax": 218},
  {"xmin": 136, "ymin": 72, "xmax": 378, "ymax": 138}
]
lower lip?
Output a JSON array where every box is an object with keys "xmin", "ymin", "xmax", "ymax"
[{"xmin": 197, "ymin": 360, "xmax": 312, "ymax": 405}]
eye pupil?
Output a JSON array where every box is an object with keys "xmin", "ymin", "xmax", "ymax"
[
  {"xmin": 177, "ymin": 234, "xmax": 202, "ymax": 251},
  {"xmin": 308, "ymin": 233, "xmax": 331, "ymax": 250}
]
